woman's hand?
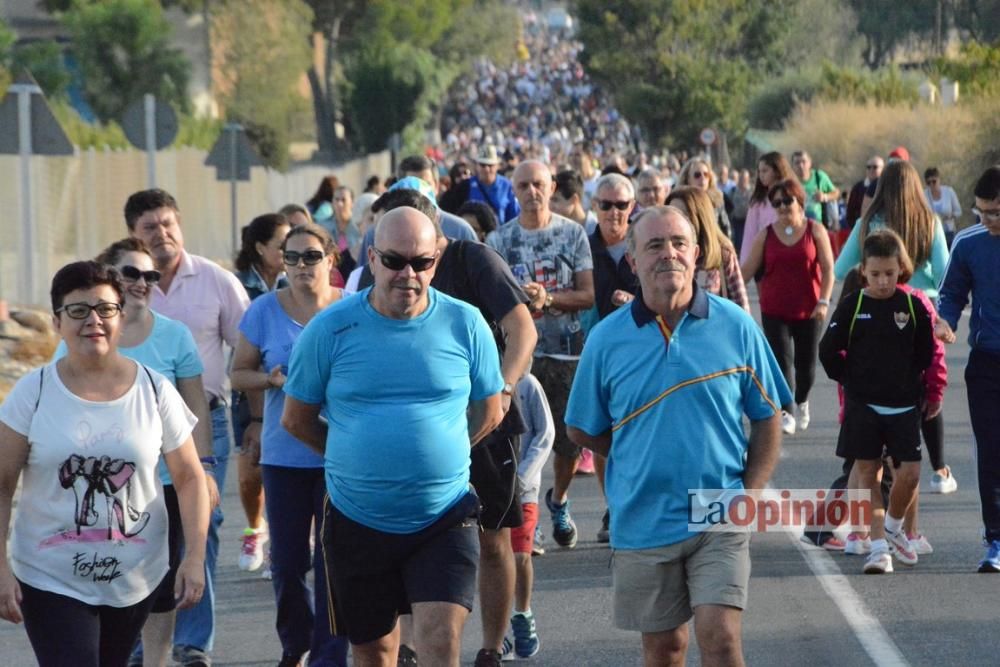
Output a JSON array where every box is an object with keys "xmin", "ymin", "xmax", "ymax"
[
  {"xmin": 810, "ymin": 302, "xmax": 829, "ymax": 321},
  {"xmin": 0, "ymin": 565, "xmax": 23, "ymax": 624},
  {"xmin": 174, "ymin": 555, "xmax": 206, "ymax": 610},
  {"xmin": 266, "ymin": 366, "xmax": 286, "ymax": 390}
]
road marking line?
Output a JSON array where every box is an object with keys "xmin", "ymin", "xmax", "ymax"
[{"xmin": 791, "ymin": 532, "xmax": 910, "ymax": 666}]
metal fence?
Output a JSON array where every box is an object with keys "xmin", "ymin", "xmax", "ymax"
[{"xmin": 0, "ymin": 147, "xmax": 390, "ymax": 307}]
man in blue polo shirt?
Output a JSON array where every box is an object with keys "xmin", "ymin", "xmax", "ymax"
[
  {"xmin": 281, "ymin": 207, "xmax": 504, "ymax": 665},
  {"xmin": 565, "ymin": 205, "xmax": 789, "ymax": 666}
]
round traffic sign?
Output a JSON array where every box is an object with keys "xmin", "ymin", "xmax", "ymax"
[
  {"xmin": 699, "ymin": 128, "xmax": 716, "ymax": 146},
  {"xmin": 121, "ymin": 96, "xmax": 178, "ymax": 150}
]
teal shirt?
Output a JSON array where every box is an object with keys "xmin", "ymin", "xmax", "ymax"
[{"xmin": 834, "ymin": 214, "xmax": 950, "ymax": 298}]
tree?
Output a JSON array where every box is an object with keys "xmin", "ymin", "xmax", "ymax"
[
  {"xmin": 572, "ymin": 0, "xmax": 790, "ymax": 147},
  {"xmin": 0, "ymin": 18, "xmax": 15, "ymax": 95},
  {"xmin": 11, "ymin": 41, "xmax": 71, "ymax": 99},
  {"xmin": 211, "ymin": 0, "xmax": 313, "ymax": 170},
  {"xmin": 952, "ymin": 0, "xmax": 1000, "ymax": 43},
  {"xmin": 62, "ymin": 0, "xmax": 190, "ymax": 123},
  {"xmin": 847, "ymin": 0, "xmax": 937, "ymax": 69}
]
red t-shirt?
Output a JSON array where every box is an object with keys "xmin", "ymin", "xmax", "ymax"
[{"xmin": 759, "ymin": 222, "xmax": 822, "ymax": 321}]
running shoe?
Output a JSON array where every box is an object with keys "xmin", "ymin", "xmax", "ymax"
[
  {"xmin": 532, "ymin": 525, "xmax": 546, "ymax": 556},
  {"xmin": 545, "ymin": 488, "xmax": 577, "ymax": 549},
  {"xmin": 277, "ymin": 653, "xmax": 304, "ymax": 667},
  {"xmin": 474, "ymin": 648, "xmax": 503, "ymax": 667},
  {"xmin": 844, "ymin": 533, "xmax": 872, "ymax": 555},
  {"xmin": 499, "ymin": 637, "xmax": 515, "ymax": 662},
  {"xmin": 597, "ymin": 509, "xmax": 610, "ymax": 544},
  {"xmin": 796, "ymin": 401, "xmax": 810, "ymax": 431},
  {"xmin": 576, "ymin": 448, "xmax": 596, "ymax": 475},
  {"xmin": 821, "ymin": 536, "xmax": 845, "ymax": 551},
  {"xmin": 397, "ymin": 644, "xmax": 418, "ymax": 666},
  {"xmin": 781, "ymin": 410, "xmax": 796, "ymax": 436},
  {"xmin": 930, "ymin": 466, "xmax": 958, "ymax": 494},
  {"xmin": 907, "ymin": 533, "xmax": 934, "ymax": 555},
  {"xmin": 885, "ymin": 528, "xmax": 918, "ymax": 566},
  {"xmin": 239, "ymin": 526, "xmax": 269, "ymax": 572},
  {"xmin": 978, "ymin": 539, "xmax": 1000, "ymax": 573},
  {"xmin": 863, "ymin": 549, "xmax": 893, "ymax": 574},
  {"xmin": 511, "ymin": 611, "xmax": 540, "ymax": 658}
]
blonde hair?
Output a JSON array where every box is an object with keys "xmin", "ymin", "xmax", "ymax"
[
  {"xmin": 860, "ymin": 160, "xmax": 935, "ymax": 269},
  {"xmin": 665, "ymin": 186, "xmax": 730, "ymax": 271},
  {"xmin": 679, "ymin": 158, "xmax": 723, "ymax": 209}
]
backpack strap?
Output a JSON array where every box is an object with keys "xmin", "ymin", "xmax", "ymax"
[
  {"xmin": 141, "ymin": 363, "xmax": 159, "ymax": 403},
  {"xmin": 34, "ymin": 366, "xmax": 45, "ymax": 412},
  {"xmin": 848, "ymin": 289, "xmax": 865, "ymax": 343}
]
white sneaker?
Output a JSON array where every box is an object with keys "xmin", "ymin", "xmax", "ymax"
[
  {"xmin": 781, "ymin": 411, "xmax": 796, "ymax": 436},
  {"xmin": 845, "ymin": 533, "xmax": 872, "ymax": 555},
  {"xmin": 930, "ymin": 466, "xmax": 958, "ymax": 494},
  {"xmin": 863, "ymin": 549, "xmax": 893, "ymax": 574},
  {"xmin": 238, "ymin": 526, "xmax": 269, "ymax": 572},
  {"xmin": 885, "ymin": 528, "xmax": 918, "ymax": 566},
  {"xmin": 796, "ymin": 402, "xmax": 810, "ymax": 430},
  {"xmin": 908, "ymin": 533, "xmax": 934, "ymax": 555}
]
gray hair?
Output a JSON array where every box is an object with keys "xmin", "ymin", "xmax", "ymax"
[
  {"xmin": 626, "ymin": 205, "xmax": 697, "ymax": 255},
  {"xmin": 636, "ymin": 168, "xmax": 665, "ymax": 185},
  {"xmin": 595, "ymin": 172, "xmax": 635, "ymax": 199}
]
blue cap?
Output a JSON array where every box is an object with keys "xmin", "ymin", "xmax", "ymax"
[{"xmin": 388, "ymin": 176, "xmax": 439, "ymax": 210}]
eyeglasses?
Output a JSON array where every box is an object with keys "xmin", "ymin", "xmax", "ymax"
[
  {"xmin": 373, "ymin": 247, "xmax": 438, "ymax": 272},
  {"xmin": 119, "ymin": 265, "xmax": 161, "ymax": 284},
  {"xmin": 282, "ymin": 250, "xmax": 326, "ymax": 266},
  {"xmin": 691, "ymin": 171, "xmax": 710, "ymax": 179},
  {"xmin": 866, "ymin": 164, "xmax": 880, "ymax": 169},
  {"xmin": 57, "ymin": 301, "xmax": 123, "ymax": 320},
  {"xmin": 771, "ymin": 197, "xmax": 796, "ymax": 209},
  {"xmin": 973, "ymin": 207, "xmax": 1000, "ymax": 222},
  {"xmin": 596, "ymin": 199, "xmax": 632, "ymax": 211},
  {"xmin": 926, "ymin": 179, "xmax": 939, "ymax": 185}
]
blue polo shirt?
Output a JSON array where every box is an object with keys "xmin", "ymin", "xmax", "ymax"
[
  {"xmin": 284, "ymin": 287, "xmax": 504, "ymax": 534},
  {"xmin": 565, "ymin": 285, "xmax": 791, "ymax": 549}
]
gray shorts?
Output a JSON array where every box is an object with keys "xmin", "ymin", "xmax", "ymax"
[
  {"xmin": 532, "ymin": 356, "xmax": 579, "ymax": 459},
  {"xmin": 612, "ymin": 531, "xmax": 751, "ymax": 632}
]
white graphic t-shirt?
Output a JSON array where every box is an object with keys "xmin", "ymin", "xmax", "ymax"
[{"xmin": 0, "ymin": 361, "xmax": 196, "ymax": 607}]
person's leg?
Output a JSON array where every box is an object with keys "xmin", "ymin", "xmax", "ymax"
[
  {"xmin": 694, "ymin": 605, "xmax": 744, "ymax": 667},
  {"xmin": 922, "ymin": 412, "xmax": 946, "ymax": 473},
  {"xmin": 967, "ymin": 350, "xmax": 1000, "ymax": 542},
  {"xmin": 174, "ymin": 403, "xmax": 232, "ymax": 659},
  {"xmin": 237, "ymin": 451, "xmax": 267, "ymax": 568},
  {"xmin": 309, "ymin": 468, "xmax": 350, "ymax": 666},
  {"xmin": 641, "ymin": 626, "xmax": 688, "ymax": 667},
  {"xmin": 855, "ymin": 460, "xmax": 884, "ymax": 540},
  {"xmin": 136, "ymin": 482, "xmax": 183, "ymax": 667},
  {"xmin": 262, "ymin": 465, "xmax": 316, "ymax": 661},
  {"xmin": 478, "ymin": 528, "xmax": 515, "ymax": 653},
  {"xmin": 537, "ymin": 357, "xmax": 580, "ymax": 505},
  {"xmin": 509, "ymin": 502, "xmax": 540, "ymax": 658},
  {"xmin": 142, "ymin": 612, "xmax": 176, "ymax": 667},
  {"xmin": 19, "ymin": 580, "xmax": 100, "ymax": 666},
  {"xmin": 350, "ymin": 627, "xmax": 400, "ymax": 667},
  {"xmin": 789, "ymin": 318, "xmax": 820, "ymax": 405},
  {"xmin": 98, "ymin": 592, "xmax": 159, "ymax": 667},
  {"xmin": 411, "ymin": 601, "xmax": 469, "ymax": 666},
  {"xmin": 760, "ymin": 315, "xmax": 793, "ymax": 409},
  {"xmin": 802, "ymin": 460, "xmax": 851, "ymax": 546}
]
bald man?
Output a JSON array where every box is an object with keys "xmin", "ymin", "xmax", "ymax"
[{"xmin": 282, "ymin": 207, "xmax": 505, "ymax": 666}]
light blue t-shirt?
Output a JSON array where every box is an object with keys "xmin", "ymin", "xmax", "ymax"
[
  {"xmin": 565, "ymin": 288, "xmax": 791, "ymax": 550},
  {"xmin": 284, "ymin": 287, "xmax": 504, "ymax": 534},
  {"xmin": 55, "ymin": 311, "xmax": 203, "ymax": 486},
  {"xmin": 239, "ymin": 291, "xmax": 324, "ymax": 469}
]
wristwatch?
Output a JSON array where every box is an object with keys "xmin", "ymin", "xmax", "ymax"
[
  {"xmin": 543, "ymin": 294, "xmax": 554, "ymax": 310},
  {"xmin": 502, "ymin": 382, "xmax": 514, "ymax": 396}
]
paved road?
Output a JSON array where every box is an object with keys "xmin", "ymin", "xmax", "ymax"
[{"xmin": 2, "ymin": 298, "xmax": 995, "ymax": 666}]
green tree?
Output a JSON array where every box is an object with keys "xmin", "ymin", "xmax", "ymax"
[
  {"xmin": 952, "ymin": 0, "xmax": 1000, "ymax": 43},
  {"xmin": 931, "ymin": 41, "xmax": 1000, "ymax": 98},
  {"xmin": 573, "ymin": 0, "xmax": 789, "ymax": 147},
  {"xmin": 62, "ymin": 0, "xmax": 190, "ymax": 123},
  {"xmin": 0, "ymin": 18, "xmax": 15, "ymax": 95},
  {"xmin": 847, "ymin": 0, "xmax": 937, "ymax": 69},
  {"xmin": 11, "ymin": 41, "xmax": 71, "ymax": 99},
  {"xmin": 211, "ymin": 0, "xmax": 313, "ymax": 170}
]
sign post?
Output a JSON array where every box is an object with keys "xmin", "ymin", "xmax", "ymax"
[
  {"xmin": 205, "ymin": 124, "xmax": 263, "ymax": 255},
  {"xmin": 0, "ymin": 70, "xmax": 74, "ymax": 306},
  {"xmin": 122, "ymin": 94, "xmax": 178, "ymax": 188}
]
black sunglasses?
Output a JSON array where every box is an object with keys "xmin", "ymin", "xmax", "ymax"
[
  {"xmin": 596, "ymin": 199, "xmax": 632, "ymax": 211},
  {"xmin": 57, "ymin": 301, "xmax": 123, "ymax": 320},
  {"xmin": 373, "ymin": 247, "xmax": 438, "ymax": 272},
  {"xmin": 120, "ymin": 265, "xmax": 161, "ymax": 284},
  {"xmin": 283, "ymin": 250, "xmax": 326, "ymax": 266},
  {"xmin": 771, "ymin": 197, "xmax": 795, "ymax": 209}
]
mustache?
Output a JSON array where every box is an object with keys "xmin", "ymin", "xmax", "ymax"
[{"xmin": 653, "ymin": 261, "xmax": 686, "ymax": 272}]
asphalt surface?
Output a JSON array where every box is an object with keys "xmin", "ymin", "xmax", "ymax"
[{"xmin": 2, "ymin": 293, "xmax": 996, "ymax": 666}]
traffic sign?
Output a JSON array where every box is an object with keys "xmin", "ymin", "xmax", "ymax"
[
  {"xmin": 0, "ymin": 70, "xmax": 73, "ymax": 156},
  {"xmin": 121, "ymin": 95, "xmax": 178, "ymax": 150},
  {"xmin": 699, "ymin": 127, "xmax": 717, "ymax": 146},
  {"xmin": 205, "ymin": 123, "xmax": 263, "ymax": 181}
]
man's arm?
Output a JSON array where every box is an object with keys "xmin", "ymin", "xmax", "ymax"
[
  {"xmin": 281, "ymin": 396, "xmax": 327, "ymax": 455},
  {"xmin": 498, "ymin": 303, "xmax": 537, "ymax": 398},
  {"xmin": 743, "ymin": 413, "xmax": 782, "ymax": 492},
  {"xmin": 567, "ymin": 426, "xmax": 612, "ymax": 458},
  {"xmin": 526, "ymin": 270, "xmax": 595, "ymax": 313},
  {"xmin": 469, "ymin": 394, "xmax": 504, "ymax": 446}
]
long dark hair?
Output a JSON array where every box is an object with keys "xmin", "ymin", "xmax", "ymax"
[
  {"xmin": 751, "ymin": 152, "xmax": 796, "ymax": 204},
  {"xmin": 235, "ymin": 213, "xmax": 289, "ymax": 272},
  {"xmin": 306, "ymin": 175, "xmax": 340, "ymax": 210}
]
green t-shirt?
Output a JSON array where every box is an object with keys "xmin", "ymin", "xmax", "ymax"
[{"xmin": 802, "ymin": 169, "xmax": 836, "ymax": 222}]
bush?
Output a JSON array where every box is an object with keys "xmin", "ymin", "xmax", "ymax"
[
  {"xmin": 930, "ymin": 41, "xmax": 1000, "ymax": 99},
  {"xmin": 747, "ymin": 69, "xmax": 823, "ymax": 130},
  {"xmin": 817, "ymin": 62, "xmax": 920, "ymax": 106}
]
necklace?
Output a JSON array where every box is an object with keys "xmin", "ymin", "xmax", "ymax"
[{"xmin": 784, "ymin": 225, "xmax": 794, "ymax": 236}]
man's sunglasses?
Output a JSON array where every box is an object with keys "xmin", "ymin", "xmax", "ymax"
[
  {"xmin": 596, "ymin": 199, "xmax": 632, "ymax": 211},
  {"xmin": 57, "ymin": 301, "xmax": 123, "ymax": 320},
  {"xmin": 283, "ymin": 250, "xmax": 326, "ymax": 266},
  {"xmin": 771, "ymin": 197, "xmax": 795, "ymax": 209},
  {"xmin": 373, "ymin": 247, "xmax": 438, "ymax": 272},
  {"xmin": 120, "ymin": 265, "xmax": 161, "ymax": 284}
]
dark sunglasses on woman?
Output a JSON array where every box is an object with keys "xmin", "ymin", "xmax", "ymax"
[
  {"xmin": 771, "ymin": 197, "xmax": 795, "ymax": 209},
  {"xmin": 119, "ymin": 266, "xmax": 161, "ymax": 284},
  {"xmin": 283, "ymin": 250, "xmax": 326, "ymax": 266}
]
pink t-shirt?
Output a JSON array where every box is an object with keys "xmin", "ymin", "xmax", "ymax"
[{"xmin": 739, "ymin": 200, "xmax": 778, "ymax": 265}]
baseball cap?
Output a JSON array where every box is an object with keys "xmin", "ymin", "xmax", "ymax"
[
  {"xmin": 388, "ymin": 176, "xmax": 439, "ymax": 210},
  {"xmin": 888, "ymin": 146, "xmax": 910, "ymax": 162}
]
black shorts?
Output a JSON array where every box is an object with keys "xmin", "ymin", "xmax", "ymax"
[
  {"xmin": 836, "ymin": 398, "xmax": 922, "ymax": 463},
  {"xmin": 150, "ymin": 484, "xmax": 183, "ymax": 613},
  {"xmin": 321, "ymin": 491, "xmax": 480, "ymax": 645},
  {"xmin": 471, "ymin": 433, "xmax": 523, "ymax": 530},
  {"xmin": 532, "ymin": 356, "xmax": 579, "ymax": 459}
]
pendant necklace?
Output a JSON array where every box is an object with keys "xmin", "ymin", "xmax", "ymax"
[{"xmin": 784, "ymin": 225, "xmax": 794, "ymax": 236}]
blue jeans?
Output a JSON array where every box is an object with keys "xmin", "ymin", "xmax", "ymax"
[
  {"xmin": 173, "ymin": 404, "xmax": 232, "ymax": 653},
  {"xmin": 262, "ymin": 465, "xmax": 348, "ymax": 665}
]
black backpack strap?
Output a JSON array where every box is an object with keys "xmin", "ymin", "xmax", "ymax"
[
  {"xmin": 34, "ymin": 366, "xmax": 45, "ymax": 412},
  {"xmin": 141, "ymin": 364, "xmax": 159, "ymax": 403}
]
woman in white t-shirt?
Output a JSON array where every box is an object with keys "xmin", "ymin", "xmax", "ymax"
[
  {"xmin": 924, "ymin": 166, "xmax": 962, "ymax": 246},
  {"xmin": 0, "ymin": 261, "xmax": 210, "ymax": 667}
]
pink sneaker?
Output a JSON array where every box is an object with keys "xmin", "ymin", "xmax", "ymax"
[
  {"xmin": 845, "ymin": 533, "xmax": 871, "ymax": 555},
  {"xmin": 576, "ymin": 448, "xmax": 596, "ymax": 475},
  {"xmin": 821, "ymin": 536, "xmax": 846, "ymax": 551}
]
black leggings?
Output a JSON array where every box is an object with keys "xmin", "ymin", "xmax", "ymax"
[
  {"xmin": 761, "ymin": 314, "xmax": 821, "ymax": 406},
  {"xmin": 922, "ymin": 411, "xmax": 946, "ymax": 471},
  {"xmin": 19, "ymin": 580, "xmax": 157, "ymax": 667}
]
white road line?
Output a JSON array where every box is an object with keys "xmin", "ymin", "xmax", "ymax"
[{"xmin": 791, "ymin": 533, "xmax": 910, "ymax": 666}]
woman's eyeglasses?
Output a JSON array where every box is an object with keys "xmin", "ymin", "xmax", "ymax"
[
  {"xmin": 771, "ymin": 197, "xmax": 795, "ymax": 209},
  {"xmin": 373, "ymin": 247, "xmax": 438, "ymax": 272},
  {"xmin": 57, "ymin": 302, "xmax": 123, "ymax": 320},
  {"xmin": 691, "ymin": 171, "xmax": 710, "ymax": 179},
  {"xmin": 283, "ymin": 250, "xmax": 326, "ymax": 266},
  {"xmin": 120, "ymin": 265, "xmax": 161, "ymax": 284},
  {"xmin": 596, "ymin": 199, "xmax": 632, "ymax": 211}
]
